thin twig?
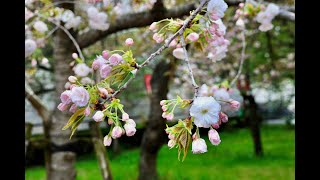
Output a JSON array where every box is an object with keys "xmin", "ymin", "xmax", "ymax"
[
  {"xmin": 34, "ymin": 12, "xmax": 85, "ymax": 61},
  {"xmin": 230, "ymin": 26, "xmax": 246, "ymax": 87},
  {"xmin": 179, "ymin": 34, "xmax": 199, "ymax": 97},
  {"xmin": 107, "ymin": 0, "xmax": 209, "ymax": 100}
]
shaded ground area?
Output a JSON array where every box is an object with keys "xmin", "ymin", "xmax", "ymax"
[{"xmin": 26, "ymin": 125, "xmax": 294, "ymax": 180}]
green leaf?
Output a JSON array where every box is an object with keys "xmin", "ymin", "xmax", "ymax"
[
  {"xmin": 69, "ymin": 115, "xmax": 85, "ymax": 139},
  {"xmin": 62, "ymin": 108, "xmax": 85, "ymax": 130}
]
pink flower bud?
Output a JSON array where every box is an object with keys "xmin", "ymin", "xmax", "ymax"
[
  {"xmin": 162, "ymin": 112, "xmax": 167, "ymax": 118},
  {"xmin": 108, "ymin": 54, "xmax": 123, "ymax": 65},
  {"xmin": 230, "ymin": 100, "xmax": 240, "ymax": 110},
  {"xmin": 72, "ymin": 53, "xmax": 78, "ymax": 59},
  {"xmin": 160, "ymin": 100, "xmax": 166, "ymax": 106},
  {"xmin": 126, "ymin": 119, "xmax": 136, "ymax": 127},
  {"xmin": 192, "ymin": 138, "xmax": 207, "ymax": 154},
  {"xmin": 68, "ymin": 76, "xmax": 77, "ymax": 83},
  {"xmin": 192, "ymin": 133, "xmax": 197, "ymax": 140},
  {"xmin": 239, "ymin": 3, "xmax": 244, "ymax": 8},
  {"xmin": 108, "ymin": 118, "xmax": 113, "ymax": 125},
  {"xmin": 102, "ymin": 50, "xmax": 109, "ymax": 59},
  {"xmin": 69, "ymin": 84, "xmax": 78, "ymax": 90},
  {"xmin": 172, "ymin": 48, "xmax": 185, "ymax": 60},
  {"xmin": 84, "ymin": 107, "xmax": 91, "ymax": 116},
  {"xmin": 60, "ymin": 90, "xmax": 72, "ymax": 104},
  {"xmin": 168, "ymin": 139, "xmax": 175, "ymax": 148},
  {"xmin": 57, "ymin": 103, "xmax": 69, "ymax": 112},
  {"xmin": 93, "ymin": 111, "xmax": 104, "ymax": 122},
  {"xmin": 162, "ymin": 105, "xmax": 167, "ymax": 112},
  {"xmin": 112, "ymin": 126, "xmax": 123, "ymax": 139},
  {"xmin": 168, "ymin": 133, "xmax": 175, "ymax": 140},
  {"xmin": 212, "ymin": 123, "xmax": 220, "ymax": 129},
  {"xmin": 219, "ymin": 112, "xmax": 228, "ymax": 123},
  {"xmin": 122, "ymin": 113, "xmax": 129, "ymax": 121},
  {"xmin": 92, "ymin": 60, "xmax": 101, "ymax": 71},
  {"xmin": 186, "ymin": 32, "xmax": 199, "ymax": 42},
  {"xmin": 103, "ymin": 135, "xmax": 112, "ymax": 146},
  {"xmin": 208, "ymin": 129, "xmax": 221, "ymax": 145},
  {"xmin": 65, "ymin": 82, "xmax": 71, "ymax": 90},
  {"xmin": 152, "ymin": 33, "xmax": 164, "ymax": 43},
  {"xmin": 69, "ymin": 104, "xmax": 78, "ymax": 113},
  {"xmin": 98, "ymin": 87, "xmax": 109, "ymax": 97},
  {"xmin": 124, "ymin": 124, "xmax": 136, "ymax": 136},
  {"xmin": 149, "ymin": 22, "xmax": 158, "ymax": 31},
  {"xmin": 125, "ymin": 38, "xmax": 134, "ymax": 46},
  {"xmin": 169, "ymin": 39, "xmax": 177, "ymax": 47},
  {"xmin": 165, "ymin": 113, "xmax": 174, "ymax": 121}
]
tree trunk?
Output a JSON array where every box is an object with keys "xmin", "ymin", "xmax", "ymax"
[
  {"xmin": 138, "ymin": 59, "xmax": 176, "ymax": 180},
  {"xmin": 243, "ymin": 94, "xmax": 263, "ymax": 157},
  {"xmin": 89, "ymin": 122, "xmax": 113, "ymax": 180},
  {"xmin": 49, "ymin": 1, "xmax": 77, "ymax": 178}
]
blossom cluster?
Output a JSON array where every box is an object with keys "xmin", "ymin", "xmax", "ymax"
[
  {"xmin": 87, "ymin": 6, "xmax": 110, "ymax": 31},
  {"xmin": 57, "ymin": 38, "xmax": 139, "ymax": 146},
  {"xmin": 163, "ymin": 82, "xmax": 241, "ymax": 158}
]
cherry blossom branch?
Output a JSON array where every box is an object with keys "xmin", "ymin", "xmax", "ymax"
[
  {"xmin": 34, "ymin": 12, "xmax": 85, "ymax": 61},
  {"xmin": 106, "ymin": 0, "xmax": 209, "ymax": 100},
  {"xmin": 230, "ymin": 26, "xmax": 246, "ymax": 87},
  {"xmin": 179, "ymin": 34, "xmax": 199, "ymax": 97}
]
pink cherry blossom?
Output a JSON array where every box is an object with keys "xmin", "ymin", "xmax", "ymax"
[
  {"xmin": 230, "ymin": 100, "xmax": 240, "ymax": 110},
  {"xmin": 69, "ymin": 104, "xmax": 78, "ymax": 113},
  {"xmin": 57, "ymin": 103, "xmax": 69, "ymax": 112},
  {"xmin": 219, "ymin": 112, "xmax": 228, "ymax": 123},
  {"xmin": 149, "ymin": 22, "xmax": 158, "ymax": 31},
  {"xmin": 102, "ymin": 50, "xmax": 109, "ymax": 59},
  {"xmin": 68, "ymin": 76, "xmax": 77, "ymax": 83},
  {"xmin": 100, "ymin": 64, "xmax": 112, "ymax": 78},
  {"xmin": 153, "ymin": 33, "xmax": 164, "ymax": 43},
  {"xmin": 70, "ymin": 87, "xmax": 90, "ymax": 107},
  {"xmin": 108, "ymin": 54, "xmax": 123, "ymax": 65}
]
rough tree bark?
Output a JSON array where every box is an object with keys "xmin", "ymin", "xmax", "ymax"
[
  {"xmin": 89, "ymin": 121, "xmax": 113, "ymax": 180},
  {"xmin": 138, "ymin": 59, "xmax": 176, "ymax": 180},
  {"xmin": 241, "ymin": 73, "xmax": 263, "ymax": 157},
  {"xmin": 48, "ymin": 1, "xmax": 77, "ymax": 179}
]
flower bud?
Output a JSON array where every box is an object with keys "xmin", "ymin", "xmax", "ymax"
[
  {"xmin": 208, "ymin": 129, "xmax": 221, "ymax": 145},
  {"xmin": 57, "ymin": 103, "xmax": 69, "ymax": 112},
  {"xmin": 68, "ymin": 76, "xmax": 78, "ymax": 83},
  {"xmin": 103, "ymin": 135, "xmax": 112, "ymax": 146},
  {"xmin": 168, "ymin": 139, "xmax": 176, "ymax": 148},
  {"xmin": 72, "ymin": 53, "xmax": 78, "ymax": 59},
  {"xmin": 192, "ymin": 138, "xmax": 207, "ymax": 154},
  {"xmin": 112, "ymin": 126, "xmax": 123, "ymax": 139},
  {"xmin": 124, "ymin": 124, "xmax": 136, "ymax": 136},
  {"xmin": 186, "ymin": 32, "xmax": 199, "ymax": 42},
  {"xmin": 102, "ymin": 50, "xmax": 109, "ymax": 59},
  {"xmin": 122, "ymin": 113, "xmax": 129, "ymax": 121},
  {"xmin": 125, "ymin": 38, "xmax": 134, "ymax": 46},
  {"xmin": 93, "ymin": 111, "xmax": 104, "ymax": 122}
]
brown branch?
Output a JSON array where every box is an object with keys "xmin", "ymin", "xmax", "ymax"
[
  {"xmin": 105, "ymin": 0, "xmax": 210, "ymax": 101},
  {"xmin": 77, "ymin": 3, "xmax": 196, "ymax": 49},
  {"xmin": 25, "ymin": 80, "xmax": 51, "ymax": 124}
]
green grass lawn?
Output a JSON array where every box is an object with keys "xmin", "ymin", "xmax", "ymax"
[{"xmin": 25, "ymin": 125, "xmax": 295, "ymax": 180}]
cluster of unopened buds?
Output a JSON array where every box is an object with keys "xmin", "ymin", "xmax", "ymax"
[{"xmin": 58, "ymin": 37, "xmax": 138, "ymax": 146}]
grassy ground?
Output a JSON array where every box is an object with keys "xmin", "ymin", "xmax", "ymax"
[{"xmin": 25, "ymin": 125, "xmax": 295, "ymax": 180}]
